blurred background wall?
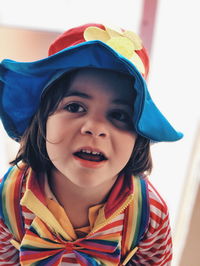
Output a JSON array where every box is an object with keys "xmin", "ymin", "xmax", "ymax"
[{"xmin": 0, "ymin": 0, "xmax": 199, "ymax": 265}]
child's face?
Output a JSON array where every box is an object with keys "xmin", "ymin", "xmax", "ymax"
[{"xmin": 46, "ymin": 69, "xmax": 137, "ymax": 188}]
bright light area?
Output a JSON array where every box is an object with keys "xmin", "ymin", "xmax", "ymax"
[
  {"xmin": 0, "ymin": 0, "xmax": 142, "ymax": 32},
  {"xmin": 148, "ymin": 0, "xmax": 200, "ymax": 223}
]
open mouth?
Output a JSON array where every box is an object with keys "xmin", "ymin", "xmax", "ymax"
[{"xmin": 74, "ymin": 149, "xmax": 108, "ymax": 162}]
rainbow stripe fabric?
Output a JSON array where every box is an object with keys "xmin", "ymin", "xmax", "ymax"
[
  {"xmin": 0, "ymin": 164, "xmax": 27, "ymax": 242},
  {"xmin": 0, "ymin": 162, "xmax": 149, "ymax": 265}
]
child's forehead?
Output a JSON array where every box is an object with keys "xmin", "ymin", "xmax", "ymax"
[
  {"xmin": 70, "ymin": 68, "xmax": 133, "ymax": 83},
  {"xmin": 65, "ymin": 68, "xmax": 135, "ymax": 100}
]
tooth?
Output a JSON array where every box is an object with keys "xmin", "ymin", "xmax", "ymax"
[
  {"xmin": 81, "ymin": 149, "xmax": 92, "ymax": 154},
  {"xmin": 81, "ymin": 149, "xmax": 89, "ymax": 153},
  {"xmin": 92, "ymin": 151, "xmax": 100, "ymax": 155},
  {"xmin": 79, "ymin": 149, "xmax": 103, "ymax": 156}
]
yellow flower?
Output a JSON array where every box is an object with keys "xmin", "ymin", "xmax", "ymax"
[{"xmin": 84, "ymin": 26, "xmax": 145, "ymax": 74}]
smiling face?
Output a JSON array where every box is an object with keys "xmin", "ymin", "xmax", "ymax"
[{"xmin": 46, "ymin": 68, "xmax": 137, "ymax": 188}]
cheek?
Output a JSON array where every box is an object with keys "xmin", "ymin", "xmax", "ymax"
[
  {"xmin": 118, "ymin": 133, "xmax": 137, "ymax": 160},
  {"xmin": 46, "ymin": 117, "xmax": 67, "ymax": 161},
  {"xmin": 46, "ymin": 115, "xmax": 66, "ymax": 142}
]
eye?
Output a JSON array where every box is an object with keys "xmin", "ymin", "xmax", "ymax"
[
  {"xmin": 64, "ymin": 102, "xmax": 85, "ymax": 113},
  {"xmin": 110, "ymin": 110, "xmax": 130, "ymax": 122}
]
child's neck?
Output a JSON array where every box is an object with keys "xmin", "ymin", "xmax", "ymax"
[{"xmin": 48, "ymin": 169, "xmax": 117, "ymax": 229}]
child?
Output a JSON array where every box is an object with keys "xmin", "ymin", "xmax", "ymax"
[{"xmin": 0, "ymin": 23, "xmax": 183, "ymax": 265}]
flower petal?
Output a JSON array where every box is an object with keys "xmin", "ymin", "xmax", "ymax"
[
  {"xmin": 130, "ymin": 52, "xmax": 145, "ymax": 74},
  {"xmin": 105, "ymin": 26, "xmax": 123, "ymax": 38},
  {"xmin": 106, "ymin": 37, "xmax": 134, "ymax": 59},
  {"xmin": 84, "ymin": 27, "xmax": 110, "ymax": 42},
  {"xmin": 123, "ymin": 31, "xmax": 142, "ymax": 50}
]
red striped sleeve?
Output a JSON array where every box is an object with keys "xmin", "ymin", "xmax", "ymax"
[
  {"xmin": 0, "ymin": 218, "xmax": 19, "ymax": 265},
  {"xmin": 130, "ymin": 181, "xmax": 173, "ymax": 265}
]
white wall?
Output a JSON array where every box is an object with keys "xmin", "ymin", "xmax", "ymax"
[
  {"xmin": 0, "ymin": 0, "xmax": 142, "ymax": 32},
  {"xmin": 147, "ymin": 1, "xmax": 200, "ymax": 265},
  {"xmin": 148, "ymin": 0, "xmax": 200, "ymax": 228}
]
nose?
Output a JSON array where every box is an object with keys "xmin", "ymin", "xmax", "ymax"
[{"xmin": 80, "ymin": 118, "xmax": 109, "ymax": 138}]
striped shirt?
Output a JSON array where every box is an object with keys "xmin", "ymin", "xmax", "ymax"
[{"xmin": 0, "ymin": 174, "xmax": 172, "ymax": 265}]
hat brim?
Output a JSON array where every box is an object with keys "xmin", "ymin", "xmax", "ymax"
[{"xmin": 0, "ymin": 40, "xmax": 183, "ymax": 141}]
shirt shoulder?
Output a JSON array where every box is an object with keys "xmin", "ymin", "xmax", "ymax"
[
  {"xmin": 147, "ymin": 180, "xmax": 170, "ymax": 234},
  {"xmin": 130, "ymin": 179, "xmax": 172, "ymax": 265}
]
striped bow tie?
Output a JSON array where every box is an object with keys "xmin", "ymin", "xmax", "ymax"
[{"xmin": 19, "ymin": 217, "xmax": 121, "ymax": 265}]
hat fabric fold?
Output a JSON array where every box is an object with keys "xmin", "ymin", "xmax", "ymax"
[{"xmin": 0, "ymin": 23, "xmax": 183, "ymax": 142}]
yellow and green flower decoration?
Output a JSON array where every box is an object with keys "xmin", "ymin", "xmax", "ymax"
[{"xmin": 84, "ymin": 25, "xmax": 146, "ymax": 77}]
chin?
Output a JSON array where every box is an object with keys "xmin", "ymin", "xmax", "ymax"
[{"xmin": 72, "ymin": 174, "xmax": 105, "ymax": 188}]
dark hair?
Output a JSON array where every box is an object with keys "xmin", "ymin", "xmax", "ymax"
[{"xmin": 11, "ymin": 68, "xmax": 152, "ymax": 176}]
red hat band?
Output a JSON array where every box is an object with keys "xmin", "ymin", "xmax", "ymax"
[{"xmin": 48, "ymin": 23, "xmax": 149, "ymax": 79}]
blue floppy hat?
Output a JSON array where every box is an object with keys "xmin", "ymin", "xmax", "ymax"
[{"xmin": 0, "ymin": 23, "xmax": 183, "ymax": 142}]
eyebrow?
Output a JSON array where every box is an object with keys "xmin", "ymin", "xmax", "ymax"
[
  {"xmin": 65, "ymin": 91, "xmax": 92, "ymax": 99},
  {"xmin": 65, "ymin": 90, "xmax": 133, "ymax": 108}
]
